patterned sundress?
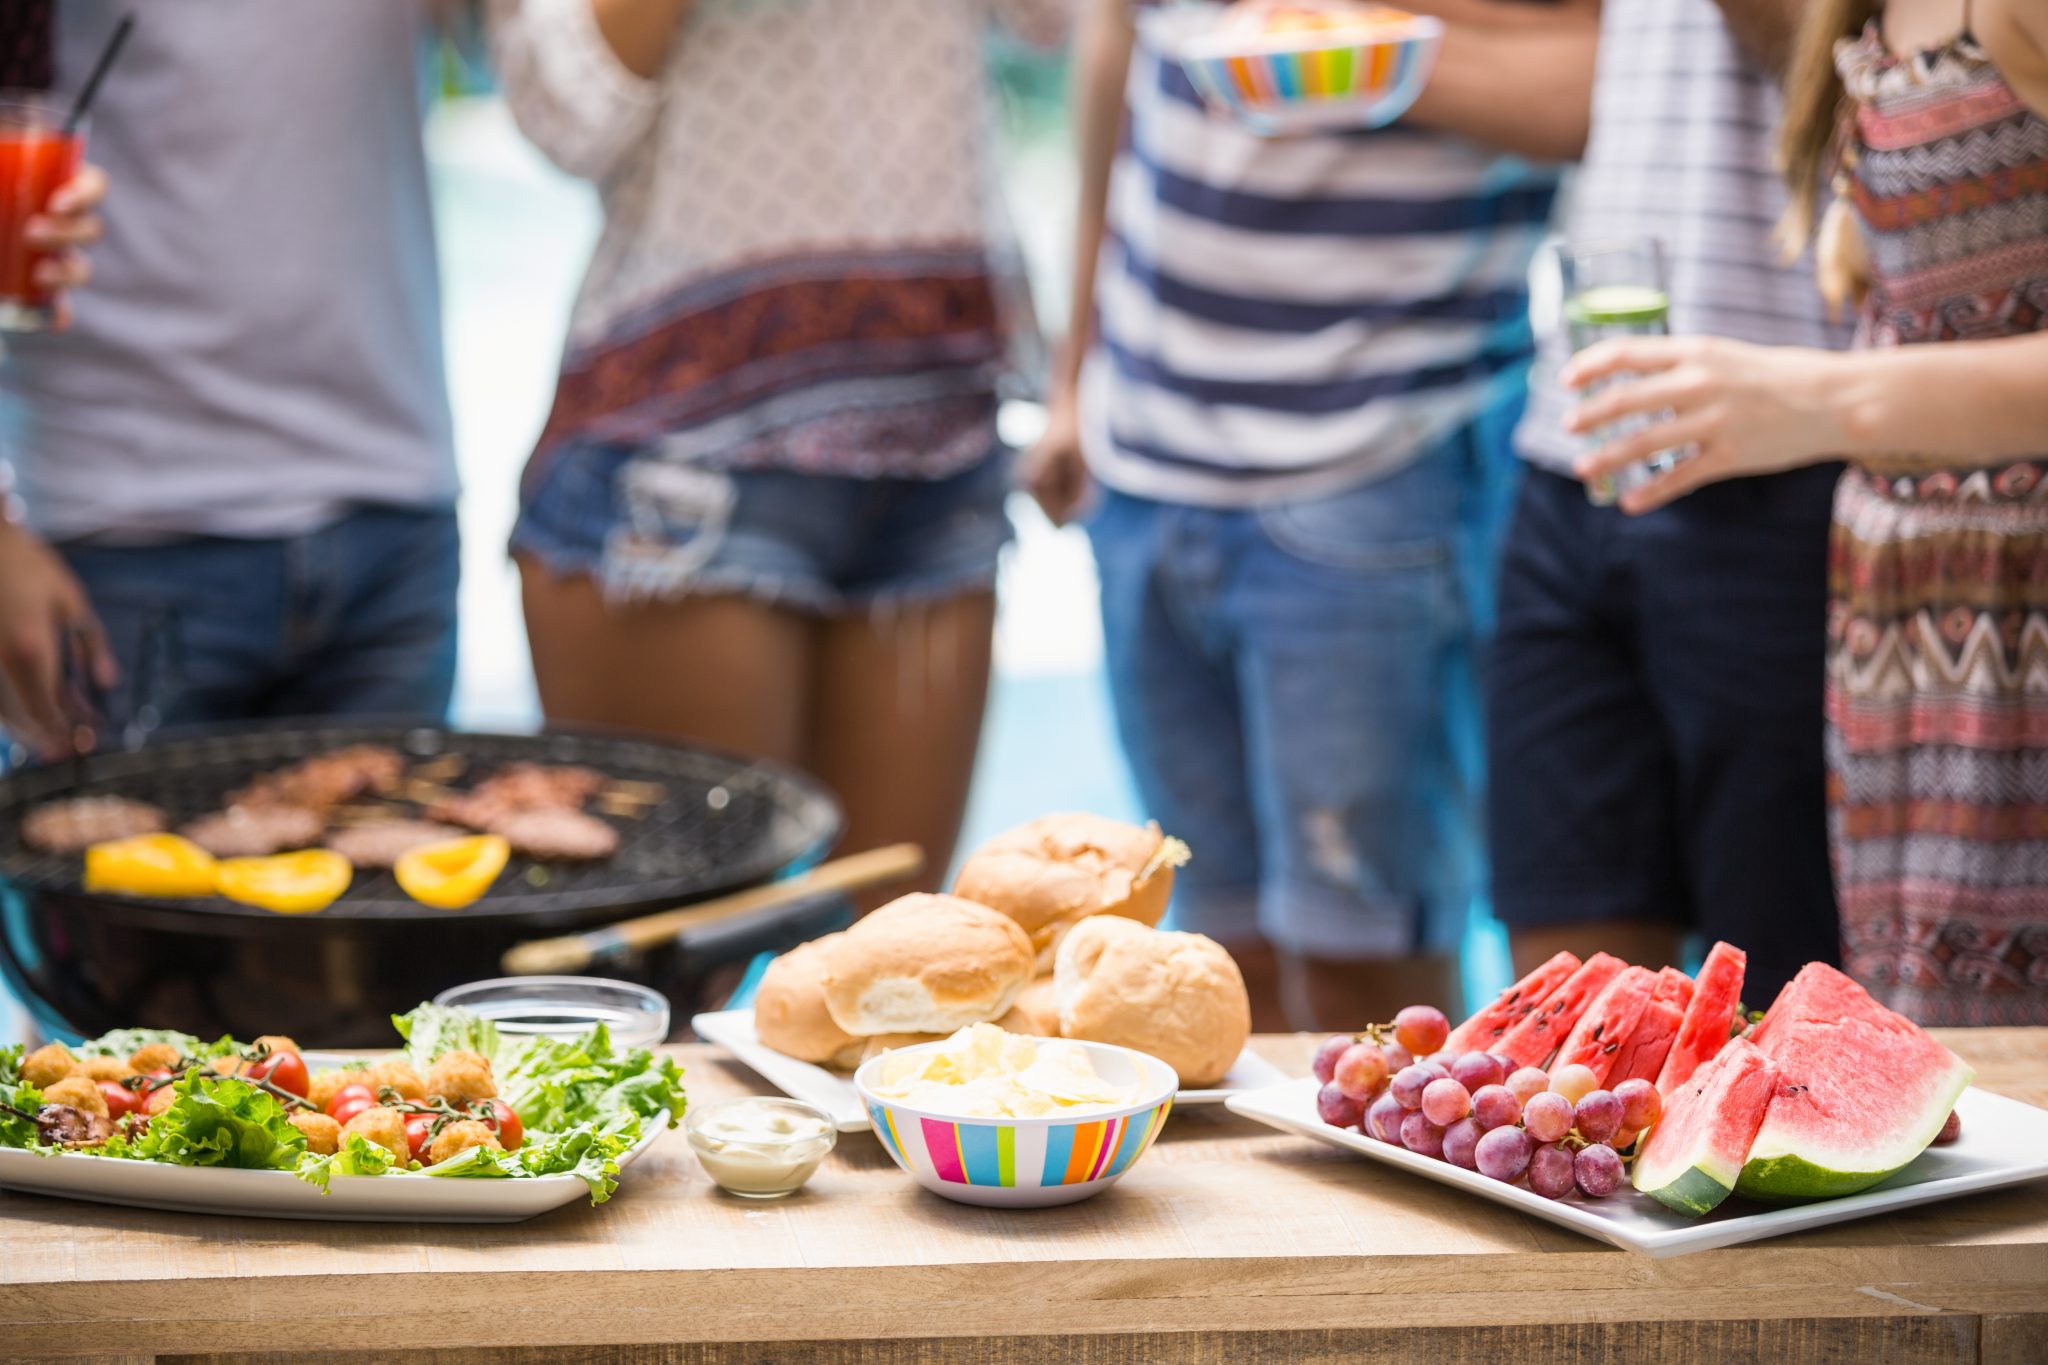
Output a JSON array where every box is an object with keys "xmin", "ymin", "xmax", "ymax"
[{"xmin": 1827, "ymin": 25, "xmax": 2048, "ymax": 1025}]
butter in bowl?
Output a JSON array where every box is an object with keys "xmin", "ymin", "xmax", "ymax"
[{"xmin": 853, "ymin": 1025, "xmax": 1178, "ymax": 1209}]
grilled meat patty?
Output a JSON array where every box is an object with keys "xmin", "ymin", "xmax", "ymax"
[
  {"xmin": 229, "ymin": 745, "xmax": 406, "ymax": 813},
  {"xmin": 325, "ymin": 819, "xmax": 466, "ymax": 869},
  {"xmin": 22, "ymin": 797, "xmax": 167, "ymax": 854},
  {"xmin": 179, "ymin": 806, "xmax": 326, "ymax": 858},
  {"xmin": 490, "ymin": 808, "xmax": 620, "ymax": 862}
]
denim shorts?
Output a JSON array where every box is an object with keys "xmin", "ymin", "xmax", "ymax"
[
  {"xmin": 1087, "ymin": 419, "xmax": 1511, "ymax": 959},
  {"xmin": 511, "ymin": 441, "xmax": 1014, "ymax": 611}
]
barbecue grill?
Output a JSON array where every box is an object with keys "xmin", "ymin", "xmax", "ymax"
[{"xmin": 0, "ymin": 722, "xmax": 843, "ymax": 1045}]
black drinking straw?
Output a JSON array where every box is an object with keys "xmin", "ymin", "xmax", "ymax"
[{"xmin": 63, "ymin": 14, "xmax": 135, "ymax": 135}]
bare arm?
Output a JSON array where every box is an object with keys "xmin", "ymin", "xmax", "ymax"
[
  {"xmin": 590, "ymin": 0, "xmax": 694, "ymax": 79},
  {"xmin": 1399, "ymin": 0, "xmax": 1600, "ymax": 162},
  {"xmin": 1056, "ymin": 0, "xmax": 1137, "ymax": 400},
  {"xmin": 1564, "ymin": 332, "xmax": 2048, "ymax": 514},
  {"xmin": 1019, "ymin": 0, "xmax": 1134, "ymax": 527},
  {"xmin": 1980, "ymin": 0, "xmax": 2048, "ymax": 118},
  {"xmin": 1710, "ymin": 0, "xmax": 1802, "ymax": 77}
]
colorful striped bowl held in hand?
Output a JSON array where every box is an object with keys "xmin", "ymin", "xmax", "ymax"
[
  {"xmin": 1143, "ymin": 1, "xmax": 1444, "ymax": 136},
  {"xmin": 854, "ymin": 1040, "xmax": 1179, "ymax": 1208}
]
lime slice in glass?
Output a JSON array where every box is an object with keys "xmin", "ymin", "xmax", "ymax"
[{"xmin": 1565, "ymin": 285, "xmax": 1670, "ymax": 327}]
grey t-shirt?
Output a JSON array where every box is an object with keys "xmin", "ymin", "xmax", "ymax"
[
  {"xmin": 0, "ymin": 0, "xmax": 455, "ymax": 541},
  {"xmin": 1516, "ymin": 0, "xmax": 1851, "ymax": 473}
]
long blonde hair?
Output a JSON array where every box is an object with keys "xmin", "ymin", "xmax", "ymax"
[{"xmin": 1776, "ymin": 0, "xmax": 1882, "ymax": 307}]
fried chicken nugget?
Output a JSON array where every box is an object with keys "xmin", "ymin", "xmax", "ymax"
[
  {"xmin": 427, "ymin": 1119, "xmax": 503, "ymax": 1167},
  {"xmin": 290, "ymin": 1112, "xmax": 342, "ymax": 1156},
  {"xmin": 308, "ymin": 1068, "xmax": 371, "ymax": 1111},
  {"xmin": 367, "ymin": 1059, "xmax": 426, "ymax": 1101},
  {"xmin": 127, "ymin": 1042, "xmax": 181, "ymax": 1074},
  {"xmin": 79, "ymin": 1056, "xmax": 133, "ymax": 1083},
  {"xmin": 425, "ymin": 1051, "xmax": 496, "ymax": 1103},
  {"xmin": 21, "ymin": 1043, "xmax": 80, "ymax": 1089},
  {"xmin": 145, "ymin": 1084, "xmax": 178, "ymax": 1116},
  {"xmin": 341, "ymin": 1106, "xmax": 408, "ymax": 1160},
  {"xmin": 42, "ymin": 1076, "xmax": 109, "ymax": 1116}
]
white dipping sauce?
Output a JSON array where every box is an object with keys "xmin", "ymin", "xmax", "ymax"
[{"xmin": 687, "ymin": 1098, "xmax": 836, "ymax": 1198}]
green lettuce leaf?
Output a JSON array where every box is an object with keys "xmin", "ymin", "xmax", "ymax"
[
  {"xmin": 422, "ymin": 1113, "xmax": 641, "ymax": 1204},
  {"xmin": 75, "ymin": 1028, "xmax": 226, "ymax": 1061},
  {"xmin": 500, "ymin": 1024, "xmax": 685, "ymax": 1133},
  {"xmin": 296, "ymin": 1133, "xmax": 401, "ymax": 1192},
  {"xmin": 0, "ymin": 1045, "xmax": 44, "ymax": 1149},
  {"xmin": 392, "ymin": 1004, "xmax": 507, "ymax": 1074},
  {"xmin": 132, "ymin": 1072, "xmax": 307, "ymax": 1170}
]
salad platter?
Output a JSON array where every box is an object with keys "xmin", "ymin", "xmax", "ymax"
[
  {"xmin": 694, "ymin": 1007, "xmax": 1287, "ymax": 1132},
  {"xmin": 0, "ymin": 1006, "xmax": 684, "ymax": 1223}
]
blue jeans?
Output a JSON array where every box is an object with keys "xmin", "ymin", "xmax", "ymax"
[
  {"xmin": 59, "ymin": 505, "xmax": 460, "ymax": 731},
  {"xmin": 1088, "ymin": 420, "xmax": 1510, "ymax": 959}
]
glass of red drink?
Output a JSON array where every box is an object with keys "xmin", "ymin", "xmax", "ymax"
[{"xmin": 0, "ymin": 91, "xmax": 84, "ymax": 332}]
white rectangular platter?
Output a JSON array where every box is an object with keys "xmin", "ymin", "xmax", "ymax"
[
  {"xmin": 1226, "ymin": 1077, "xmax": 2048, "ymax": 1258},
  {"xmin": 0, "ymin": 1052, "xmax": 666, "ymax": 1223},
  {"xmin": 693, "ymin": 1007, "xmax": 1289, "ymax": 1133}
]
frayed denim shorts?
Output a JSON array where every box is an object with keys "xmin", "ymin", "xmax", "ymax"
[{"xmin": 511, "ymin": 440, "xmax": 1014, "ymax": 613}]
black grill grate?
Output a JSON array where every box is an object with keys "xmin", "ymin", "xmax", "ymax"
[{"xmin": 0, "ymin": 723, "xmax": 839, "ymax": 920}]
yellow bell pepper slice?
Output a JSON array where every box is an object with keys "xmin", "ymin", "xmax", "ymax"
[
  {"xmin": 217, "ymin": 849, "xmax": 353, "ymax": 915},
  {"xmin": 84, "ymin": 834, "xmax": 219, "ymax": 898},
  {"xmin": 395, "ymin": 834, "xmax": 510, "ymax": 910}
]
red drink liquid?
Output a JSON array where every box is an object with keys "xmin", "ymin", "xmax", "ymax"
[{"xmin": 0, "ymin": 95, "xmax": 83, "ymax": 329}]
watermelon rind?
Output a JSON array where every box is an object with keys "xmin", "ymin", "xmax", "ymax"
[
  {"xmin": 1733, "ymin": 1050, "xmax": 1973, "ymax": 1202},
  {"xmin": 1632, "ymin": 1038, "xmax": 1778, "ymax": 1218}
]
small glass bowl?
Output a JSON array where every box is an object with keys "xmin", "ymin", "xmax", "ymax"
[
  {"xmin": 686, "ymin": 1096, "xmax": 838, "ymax": 1199},
  {"xmin": 431, "ymin": 976, "xmax": 671, "ymax": 1051}
]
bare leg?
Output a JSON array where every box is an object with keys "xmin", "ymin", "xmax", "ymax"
[
  {"xmin": 806, "ymin": 591, "xmax": 996, "ymax": 901},
  {"xmin": 517, "ymin": 556, "xmax": 814, "ymax": 764},
  {"xmin": 1508, "ymin": 921, "xmax": 1685, "ymax": 978},
  {"xmin": 1277, "ymin": 951, "xmax": 1462, "ymax": 1034}
]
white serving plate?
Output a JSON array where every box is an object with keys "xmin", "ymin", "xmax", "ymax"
[
  {"xmin": 1227, "ymin": 1077, "xmax": 2048, "ymax": 1258},
  {"xmin": 0, "ymin": 1051, "xmax": 667, "ymax": 1223},
  {"xmin": 694, "ymin": 1008, "xmax": 1289, "ymax": 1133}
]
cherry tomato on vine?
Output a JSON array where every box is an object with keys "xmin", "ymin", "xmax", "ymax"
[
  {"xmin": 246, "ymin": 1049, "xmax": 308, "ymax": 1097},
  {"xmin": 98, "ymin": 1081, "xmax": 142, "ymax": 1121},
  {"xmin": 403, "ymin": 1112, "xmax": 435, "ymax": 1161},
  {"xmin": 485, "ymin": 1099, "xmax": 523, "ymax": 1151},
  {"xmin": 329, "ymin": 1095, "xmax": 375, "ymax": 1127},
  {"xmin": 324, "ymin": 1084, "xmax": 375, "ymax": 1121}
]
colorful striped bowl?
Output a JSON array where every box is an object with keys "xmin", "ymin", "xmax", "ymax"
[
  {"xmin": 1143, "ymin": 5, "xmax": 1444, "ymax": 136},
  {"xmin": 853, "ymin": 1040, "xmax": 1179, "ymax": 1208}
]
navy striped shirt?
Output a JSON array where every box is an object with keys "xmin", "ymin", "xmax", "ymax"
[{"xmin": 1080, "ymin": 25, "xmax": 1560, "ymax": 506}]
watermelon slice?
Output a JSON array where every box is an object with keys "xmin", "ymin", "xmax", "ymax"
[
  {"xmin": 1610, "ymin": 996, "xmax": 1683, "ymax": 1086},
  {"xmin": 1492, "ymin": 952, "xmax": 1626, "ymax": 1070},
  {"xmin": 1653, "ymin": 966, "xmax": 1694, "ymax": 1009},
  {"xmin": 1554, "ymin": 966, "xmax": 1657, "ymax": 1086},
  {"xmin": 1656, "ymin": 941, "xmax": 1746, "ymax": 1095},
  {"xmin": 1736, "ymin": 964, "xmax": 1974, "ymax": 1201},
  {"xmin": 1632, "ymin": 1037, "xmax": 1779, "ymax": 1216},
  {"xmin": 1442, "ymin": 950, "xmax": 1579, "ymax": 1056}
]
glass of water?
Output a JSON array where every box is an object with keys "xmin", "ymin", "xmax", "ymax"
[{"xmin": 1556, "ymin": 238, "xmax": 1678, "ymax": 505}]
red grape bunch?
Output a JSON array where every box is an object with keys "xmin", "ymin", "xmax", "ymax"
[{"xmin": 1311, "ymin": 1004, "xmax": 1666, "ymax": 1203}]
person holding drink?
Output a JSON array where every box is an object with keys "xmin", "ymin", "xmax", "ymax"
[
  {"xmin": 1565, "ymin": 0, "xmax": 2048, "ymax": 1024},
  {"xmin": 1486, "ymin": 0, "xmax": 1852, "ymax": 1005},
  {"xmin": 0, "ymin": 1, "xmax": 461, "ymax": 763}
]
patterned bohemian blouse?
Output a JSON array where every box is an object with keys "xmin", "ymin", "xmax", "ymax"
[{"xmin": 489, "ymin": 0, "xmax": 1067, "ymax": 492}]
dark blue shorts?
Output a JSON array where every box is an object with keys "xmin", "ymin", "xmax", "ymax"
[{"xmin": 1485, "ymin": 465, "xmax": 1843, "ymax": 996}]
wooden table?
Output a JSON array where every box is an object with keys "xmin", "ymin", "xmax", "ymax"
[{"xmin": 5, "ymin": 1031, "xmax": 2046, "ymax": 1364}]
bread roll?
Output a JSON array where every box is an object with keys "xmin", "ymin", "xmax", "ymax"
[
  {"xmin": 1053, "ymin": 916, "xmax": 1250, "ymax": 1087},
  {"xmin": 820, "ymin": 893, "xmax": 1035, "ymax": 1035},
  {"xmin": 754, "ymin": 934, "xmax": 864, "ymax": 1067},
  {"xmin": 996, "ymin": 976, "xmax": 1060, "ymax": 1037},
  {"xmin": 952, "ymin": 813, "xmax": 1184, "ymax": 972}
]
